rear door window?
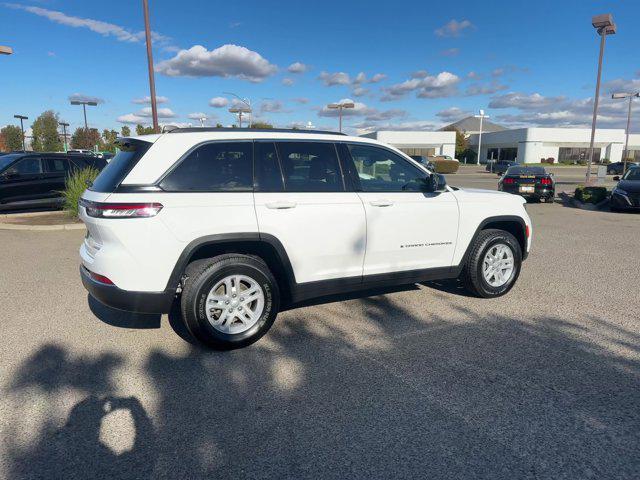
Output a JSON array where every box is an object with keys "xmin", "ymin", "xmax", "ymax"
[
  {"xmin": 160, "ymin": 142, "xmax": 253, "ymax": 192},
  {"xmin": 13, "ymin": 157, "xmax": 42, "ymax": 175},
  {"xmin": 90, "ymin": 140, "xmax": 151, "ymax": 192},
  {"xmin": 275, "ymin": 142, "xmax": 344, "ymax": 192},
  {"xmin": 254, "ymin": 142, "xmax": 284, "ymax": 192},
  {"xmin": 44, "ymin": 158, "xmax": 72, "ymax": 174}
]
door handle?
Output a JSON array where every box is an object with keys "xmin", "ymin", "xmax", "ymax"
[
  {"xmin": 369, "ymin": 199, "xmax": 394, "ymax": 207},
  {"xmin": 265, "ymin": 201, "xmax": 297, "ymax": 210}
]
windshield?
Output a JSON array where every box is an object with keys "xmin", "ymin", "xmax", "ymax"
[
  {"xmin": 0, "ymin": 154, "xmax": 20, "ymax": 172},
  {"xmin": 506, "ymin": 166, "xmax": 546, "ymax": 175},
  {"xmin": 622, "ymin": 168, "xmax": 640, "ymax": 181},
  {"xmin": 89, "ymin": 140, "xmax": 151, "ymax": 192}
]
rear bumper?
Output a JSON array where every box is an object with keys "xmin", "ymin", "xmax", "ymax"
[
  {"xmin": 501, "ymin": 186, "xmax": 554, "ymax": 199},
  {"xmin": 610, "ymin": 193, "xmax": 640, "ymax": 210},
  {"xmin": 80, "ymin": 265, "xmax": 174, "ymax": 313}
]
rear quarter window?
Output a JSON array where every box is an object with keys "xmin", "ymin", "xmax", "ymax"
[{"xmin": 89, "ymin": 140, "xmax": 150, "ymax": 192}]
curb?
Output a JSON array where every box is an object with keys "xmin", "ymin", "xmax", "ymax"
[{"xmin": 0, "ymin": 211, "xmax": 86, "ymax": 231}]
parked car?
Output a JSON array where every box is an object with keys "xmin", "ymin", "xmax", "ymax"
[
  {"xmin": 607, "ymin": 161, "xmax": 640, "ymax": 175},
  {"xmin": 79, "ymin": 128, "xmax": 532, "ymax": 349},
  {"xmin": 409, "ymin": 155, "xmax": 435, "ymax": 171},
  {"xmin": 67, "ymin": 149, "xmax": 96, "ymax": 156},
  {"xmin": 498, "ymin": 166, "xmax": 555, "ymax": 203},
  {"xmin": 610, "ymin": 166, "xmax": 640, "ymax": 212},
  {"xmin": 0, "ymin": 152, "xmax": 106, "ymax": 211},
  {"xmin": 487, "ymin": 160, "xmax": 517, "ymax": 175}
]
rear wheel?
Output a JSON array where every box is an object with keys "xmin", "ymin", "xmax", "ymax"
[
  {"xmin": 462, "ymin": 229, "xmax": 522, "ymax": 298},
  {"xmin": 180, "ymin": 254, "xmax": 279, "ymax": 349}
]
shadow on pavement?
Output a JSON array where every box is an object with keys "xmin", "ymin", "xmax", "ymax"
[{"xmin": 5, "ymin": 295, "xmax": 640, "ymax": 479}]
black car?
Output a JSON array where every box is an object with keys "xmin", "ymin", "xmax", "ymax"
[
  {"xmin": 487, "ymin": 160, "xmax": 517, "ymax": 175},
  {"xmin": 409, "ymin": 155, "xmax": 435, "ymax": 171},
  {"xmin": 610, "ymin": 167, "xmax": 640, "ymax": 212},
  {"xmin": 0, "ymin": 152, "xmax": 107, "ymax": 211},
  {"xmin": 607, "ymin": 161, "xmax": 640, "ymax": 175},
  {"xmin": 498, "ymin": 165, "xmax": 555, "ymax": 202}
]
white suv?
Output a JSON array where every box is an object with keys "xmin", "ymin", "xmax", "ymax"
[{"xmin": 79, "ymin": 128, "xmax": 532, "ymax": 349}]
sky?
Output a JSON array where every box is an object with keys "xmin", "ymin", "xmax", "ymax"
[{"xmin": 1, "ymin": 0, "xmax": 639, "ymax": 136}]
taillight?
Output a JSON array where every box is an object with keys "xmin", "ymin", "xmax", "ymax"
[
  {"xmin": 503, "ymin": 178, "xmax": 515, "ymax": 184},
  {"xmin": 540, "ymin": 178, "xmax": 552, "ymax": 185},
  {"xmin": 525, "ymin": 225, "xmax": 530, "ymax": 238},
  {"xmin": 79, "ymin": 199, "xmax": 163, "ymax": 218}
]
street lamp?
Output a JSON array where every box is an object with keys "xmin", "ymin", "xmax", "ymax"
[
  {"xmin": 612, "ymin": 92, "xmax": 639, "ymax": 175},
  {"xmin": 229, "ymin": 106, "xmax": 251, "ymax": 128},
  {"xmin": 586, "ymin": 13, "xmax": 617, "ymax": 183},
  {"xmin": 59, "ymin": 121, "xmax": 70, "ymax": 152},
  {"xmin": 70, "ymin": 100, "xmax": 98, "ymax": 129},
  {"xmin": 474, "ymin": 109, "xmax": 489, "ymax": 165},
  {"xmin": 223, "ymin": 92, "xmax": 252, "ymax": 127},
  {"xmin": 327, "ymin": 102, "xmax": 355, "ymax": 132},
  {"xmin": 13, "ymin": 114, "xmax": 28, "ymax": 151},
  {"xmin": 0, "ymin": 46, "xmax": 13, "ymax": 55},
  {"xmin": 142, "ymin": 0, "xmax": 159, "ymax": 133}
]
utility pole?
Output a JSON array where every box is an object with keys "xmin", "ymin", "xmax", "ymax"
[
  {"xmin": 474, "ymin": 110, "xmax": 489, "ymax": 165},
  {"xmin": 143, "ymin": 0, "xmax": 159, "ymax": 133},
  {"xmin": 611, "ymin": 92, "xmax": 639, "ymax": 175},
  {"xmin": 59, "ymin": 122, "xmax": 69, "ymax": 152},
  {"xmin": 14, "ymin": 114, "xmax": 28, "ymax": 151},
  {"xmin": 327, "ymin": 102, "xmax": 355, "ymax": 132}
]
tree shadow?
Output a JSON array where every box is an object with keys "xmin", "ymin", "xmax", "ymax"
[{"xmin": 6, "ymin": 296, "xmax": 640, "ymax": 479}]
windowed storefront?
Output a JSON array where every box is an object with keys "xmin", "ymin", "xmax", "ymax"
[
  {"xmin": 558, "ymin": 147, "xmax": 601, "ymax": 163},
  {"xmin": 398, "ymin": 147, "xmax": 436, "ymax": 157},
  {"xmin": 487, "ymin": 147, "xmax": 518, "ymax": 162}
]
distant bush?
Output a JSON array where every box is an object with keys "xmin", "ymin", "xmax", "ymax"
[
  {"xmin": 574, "ymin": 185, "xmax": 607, "ymax": 204},
  {"xmin": 600, "ymin": 158, "xmax": 611, "ymax": 165},
  {"xmin": 61, "ymin": 167, "xmax": 100, "ymax": 218},
  {"xmin": 433, "ymin": 159, "xmax": 460, "ymax": 174}
]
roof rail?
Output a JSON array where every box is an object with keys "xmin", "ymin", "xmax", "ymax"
[{"xmin": 167, "ymin": 127, "xmax": 347, "ymax": 136}]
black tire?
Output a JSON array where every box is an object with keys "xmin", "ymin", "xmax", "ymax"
[
  {"xmin": 461, "ymin": 229, "xmax": 522, "ymax": 298},
  {"xmin": 180, "ymin": 254, "xmax": 280, "ymax": 350}
]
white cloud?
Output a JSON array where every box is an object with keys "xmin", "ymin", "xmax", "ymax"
[
  {"xmin": 603, "ymin": 77, "xmax": 640, "ymax": 95},
  {"xmin": 353, "ymin": 72, "xmax": 368, "ymax": 84},
  {"xmin": 209, "ymin": 97, "xmax": 229, "ymax": 108},
  {"xmin": 155, "ymin": 44, "xmax": 277, "ymax": 82},
  {"xmin": 441, "ymin": 48, "xmax": 460, "ymax": 56},
  {"xmin": 317, "ymin": 98, "xmax": 406, "ymax": 122},
  {"xmin": 410, "ymin": 70, "xmax": 429, "ymax": 79},
  {"xmin": 282, "ymin": 77, "xmax": 295, "ymax": 86},
  {"xmin": 436, "ymin": 107, "xmax": 472, "ymax": 122},
  {"xmin": 68, "ymin": 93, "xmax": 105, "ymax": 104},
  {"xmin": 352, "ymin": 86, "xmax": 369, "ymax": 97},
  {"xmin": 292, "ymin": 97, "xmax": 309, "ymax": 104},
  {"xmin": 318, "ymin": 71, "xmax": 351, "ymax": 86},
  {"xmin": 353, "ymin": 120, "xmax": 440, "ymax": 135},
  {"xmin": 132, "ymin": 95, "xmax": 169, "ymax": 104},
  {"xmin": 287, "ymin": 62, "xmax": 308, "ymax": 74},
  {"xmin": 6, "ymin": 3, "xmax": 172, "ymax": 46},
  {"xmin": 434, "ymin": 19, "xmax": 474, "ymax": 37},
  {"xmin": 382, "ymin": 71, "xmax": 460, "ymax": 100},
  {"xmin": 260, "ymin": 100, "xmax": 289, "ymax": 114},
  {"xmin": 489, "ymin": 92, "xmax": 564, "ymax": 110},
  {"xmin": 138, "ymin": 107, "xmax": 177, "ymax": 118},
  {"xmin": 117, "ymin": 113, "xmax": 146, "ymax": 124},
  {"xmin": 465, "ymin": 81, "xmax": 508, "ymax": 96},
  {"xmin": 370, "ymin": 73, "xmax": 386, "ymax": 83}
]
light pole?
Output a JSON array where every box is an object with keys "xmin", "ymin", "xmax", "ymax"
[
  {"xmin": 70, "ymin": 100, "xmax": 98, "ymax": 129},
  {"xmin": 59, "ymin": 121, "xmax": 70, "ymax": 152},
  {"xmin": 142, "ymin": 0, "xmax": 159, "ymax": 133},
  {"xmin": 13, "ymin": 114, "xmax": 27, "ymax": 151},
  {"xmin": 0, "ymin": 46, "xmax": 13, "ymax": 55},
  {"xmin": 327, "ymin": 102, "xmax": 355, "ymax": 132},
  {"xmin": 229, "ymin": 106, "xmax": 251, "ymax": 128},
  {"xmin": 586, "ymin": 14, "xmax": 617, "ymax": 183},
  {"xmin": 474, "ymin": 109, "xmax": 489, "ymax": 165},
  {"xmin": 612, "ymin": 92, "xmax": 639, "ymax": 175},
  {"xmin": 223, "ymin": 92, "xmax": 252, "ymax": 127}
]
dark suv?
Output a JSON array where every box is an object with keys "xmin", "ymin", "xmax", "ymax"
[{"xmin": 0, "ymin": 152, "xmax": 106, "ymax": 211}]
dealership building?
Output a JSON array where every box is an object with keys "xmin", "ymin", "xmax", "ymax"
[{"xmin": 360, "ymin": 130, "xmax": 456, "ymax": 158}]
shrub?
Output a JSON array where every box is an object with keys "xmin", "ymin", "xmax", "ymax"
[
  {"xmin": 61, "ymin": 167, "xmax": 100, "ymax": 218},
  {"xmin": 546, "ymin": 157, "xmax": 555, "ymax": 164},
  {"xmin": 433, "ymin": 159, "xmax": 460, "ymax": 174},
  {"xmin": 574, "ymin": 185, "xmax": 607, "ymax": 204}
]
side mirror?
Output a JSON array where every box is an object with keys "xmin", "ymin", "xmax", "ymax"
[
  {"xmin": 613, "ymin": 176, "xmax": 620, "ymax": 181},
  {"xmin": 3, "ymin": 168, "xmax": 19, "ymax": 179},
  {"xmin": 423, "ymin": 173, "xmax": 447, "ymax": 192}
]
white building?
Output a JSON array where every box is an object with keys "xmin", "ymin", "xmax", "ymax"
[
  {"xmin": 360, "ymin": 130, "xmax": 456, "ymax": 158},
  {"xmin": 468, "ymin": 127, "xmax": 640, "ymax": 164}
]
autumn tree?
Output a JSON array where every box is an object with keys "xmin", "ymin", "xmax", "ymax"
[
  {"xmin": 250, "ymin": 121, "xmax": 274, "ymax": 129},
  {"xmin": 30, "ymin": 110, "xmax": 63, "ymax": 152},
  {"xmin": 135, "ymin": 124, "xmax": 155, "ymax": 135},
  {"xmin": 70, "ymin": 127, "xmax": 100, "ymax": 150},
  {"xmin": 120, "ymin": 125, "xmax": 131, "ymax": 137},
  {"xmin": 1, "ymin": 125, "xmax": 24, "ymax": 151}
]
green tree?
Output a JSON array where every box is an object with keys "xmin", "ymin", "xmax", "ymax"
[
  {"xmin": 250, "ymin": 121, "xmax": 274, "ymax": 129},
  {"xmin": 442, "ymin": 126, "xmax": 468, "ymax": 158},
  {"xmin": 31, "ymin": 110, "xmax": 63, "ymax": 152},
  {"xmin": 70, "ymin": 127, "xmax": 100, "ymax": 150},
  {"xmin": 120, "ymin": 125, "xmax": 131, "ymax": 137},
  {"xmin": 135, "ymin": 124, "xmax": 155, "ymax": 135},
  {"xmin": 102, "ymin": 129, "xmax": 118, "ymax": 152},
  {"xmin": 0, "ymin": 125, "xmax": 24, "ymax": 151}
]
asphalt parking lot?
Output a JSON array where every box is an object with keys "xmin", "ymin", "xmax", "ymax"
[{"xmin": 1, "ymin": 171, "xmax": 639, "ymax": 479}]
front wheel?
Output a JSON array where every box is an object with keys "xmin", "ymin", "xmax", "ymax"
[
  {"xmin": 461, "ymin": 229, "xmax": 522, "ymax": 298},
  {"xmin": 180, "ymin": 254, "xmax": 280, "ymax": 349}
]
